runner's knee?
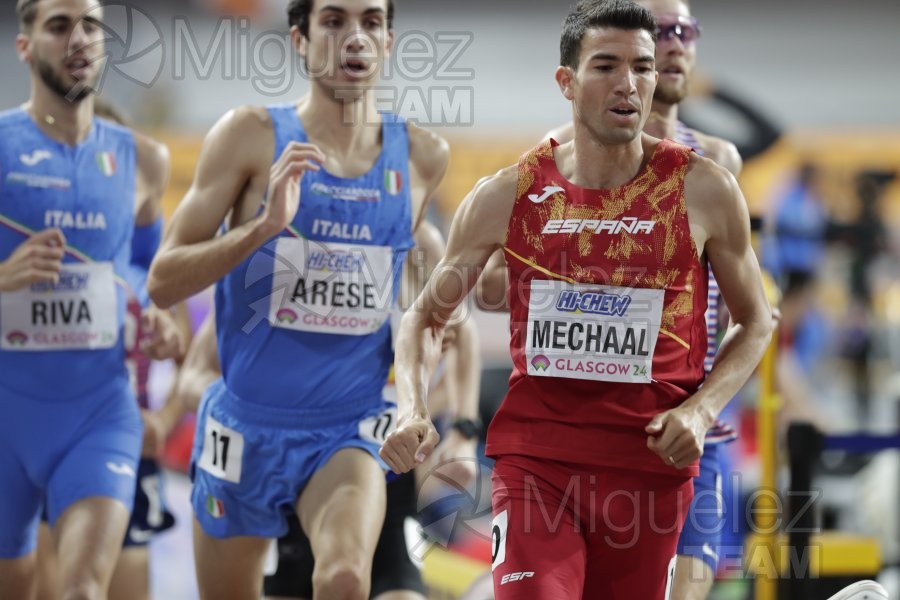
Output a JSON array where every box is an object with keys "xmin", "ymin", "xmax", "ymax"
[{"xmin": 312, "ymin": 559, "xmax": 368, "ymax": 600}]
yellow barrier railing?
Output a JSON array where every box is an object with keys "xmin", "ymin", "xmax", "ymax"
[
  {"xmin": 755, "ymin": 284, "xmax": 782, "ymax": 600},
  {"xmin": 422, "ymin": 545, "xmax": 488, "ymax": 598}
]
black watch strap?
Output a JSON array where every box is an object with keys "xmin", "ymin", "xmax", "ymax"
[{"xmin": 451, "ymin": 418, "xmax": 483, "ymax": 439}]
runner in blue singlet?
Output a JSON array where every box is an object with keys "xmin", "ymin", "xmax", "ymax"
[
  {"xmin": 147, "ymin": 1, "xmax": 451, "ymax": 597},
  {"xmin": 1, "ymin": 2, "xmax": 180, "ymax": 597}
]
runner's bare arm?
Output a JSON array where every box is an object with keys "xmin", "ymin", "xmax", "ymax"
[
  {"xmin": 147, "ymin": 108, "xmax": 273, "ymax": 307},
  {"xmin": 475, "ymin": 249, "xmax": 509, "ymax": 311},
  {"xmin": 647, "ymin": 159, "xmax": 773, "ymax": 469},
  {"xmin": 695, "ymin": 132, "xmax": 742, "ymax": 178},
  {"xmin": 134, "ymin": 132, "xmax": 170, "ymax": 226},
  {"xmin": 148, "ymin": 107, "xmax": 324, "ymax": 308},
  {"xmin": 422, "ymin": 315, "xmax": 481, "ymax": 488},
  {"xmin": 690, "ymin": 160, "xmax": 773, "ymax": 415},
  {"xmin": 174, "ymin": 313, "xmax": 221, "ymax": 413},
  {"xmin": 0, "ymin": 228, "xmax": 65, "ymax": 291},
  {"xmin": 407, "ymin": 124, "xmax": 450, "ymax": 229},
  {"xmin": 380, "ymin": 166, "xmax": 516, "ymax": 473},
  {"xmin": 399, "ymin": 220, "xmax": 445, "ymax": 311}
]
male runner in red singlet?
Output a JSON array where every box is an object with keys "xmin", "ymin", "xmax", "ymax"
[
  {"xmin": 477, "ymin": 2, "xmax": 744, "ymax": 597},
  {"xmin": 380, "ymin": 1, "xmax": 773, "ymax": 598}
]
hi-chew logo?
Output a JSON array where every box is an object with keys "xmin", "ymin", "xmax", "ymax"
[
  {"xmin": 31, "ymin": 271, "xmax": 91, "ymax": 293},
  {"xmin": 556, "ymin": 290, "xmax": 632, "ymax": 317},
  {"xmin": 306, "ymin": 250, "xmax": 366, "ymax": 273}
]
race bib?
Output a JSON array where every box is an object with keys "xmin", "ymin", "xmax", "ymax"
[
  {"xmin": 269, "ymin": 238, "xmax": 393, "ymax": 335},
  {"xmin": 0, "ymin": 262, "xmax": 118, "ymax": 351},
  {"xmin": 525, "ymin": 279, "xmax": 663, "ymax": 383},
  {"xmin": 358, "ymin": 405, "xmax": 398, "ymax": 445},
  {"xmin": 664, "ymin": 554, "xmax": 677, "ymax": 600},
  {"xmin": 491, "ymin": 510, "xmax": 508, "ymax": 572},
  {"xmin": 197, "ymin": 415, "xmax": 244, "ymax": 484}
]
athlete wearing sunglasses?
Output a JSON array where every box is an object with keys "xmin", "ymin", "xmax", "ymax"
[{"xmin": 656, "ymin": 14, "xmax": 701, "ymax": 45}]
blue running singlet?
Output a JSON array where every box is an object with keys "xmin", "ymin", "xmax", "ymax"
[
  {"xmin": 214, "ymin": 105, "xmax": 414, "ymax": 416},
  {"xmin": 0, "ymin": 107, "xmax": 135, "ymax": 400},
  {"xmin": 191, "ymin": 107, "xmax": 415, "ymax": 538},
  {"xmin": 0, "ymin": 107, "xmax": 141, "ymax": 558}
]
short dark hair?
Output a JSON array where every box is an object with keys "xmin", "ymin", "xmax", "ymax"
[
  {"xmin": 16, "ymin": 0, "xmax": 41, "ymax": 33},
  {"xmin": 560, "ymin": 0, "xmax": 657, "ymax": 69},
  {"xmin": 287, "ymin": 0, "xmax": 394, "ymax": 40}
]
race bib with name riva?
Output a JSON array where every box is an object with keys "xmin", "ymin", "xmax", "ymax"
[
  {"xmin": 269, "ymin": 238, "xmax": 393, "ymax": 335},
  {"xmin": 1, "ymin": 262, "xmax": 118, "ymax": 351},
  {"xmin": 525, "ymin": 279, "xmax": 663, "ymax": 383}
]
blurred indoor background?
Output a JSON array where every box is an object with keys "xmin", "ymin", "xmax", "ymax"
[{"xmin": 5, "ymin": 1, "xmax": 900, "ymax": 598}]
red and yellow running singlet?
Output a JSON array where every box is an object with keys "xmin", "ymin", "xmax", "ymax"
[{"xmin": 485, "ymin": 138, "xmax": 708, "ymax": 476}]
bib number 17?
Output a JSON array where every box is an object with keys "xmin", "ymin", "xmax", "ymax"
[
  {"xmin": 358, "ymin": 406, "xmax": 398, "ymax": 445},
  {"xmin": 198, "ymin": 416, "xmax": 244, "ymax": 484}
]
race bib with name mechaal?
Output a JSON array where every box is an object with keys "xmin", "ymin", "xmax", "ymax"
[{"xmin": 525, "ymin": 279, "xmax": 663, "ymax": 383}]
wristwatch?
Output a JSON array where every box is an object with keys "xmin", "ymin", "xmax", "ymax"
[{"xmin": 451, "ymin": 418, "xmax": 483, "ymax": 440}]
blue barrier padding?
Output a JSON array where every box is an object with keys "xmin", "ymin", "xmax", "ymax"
[{"xmin": 824, "ymin": 434, "xmax": 900, "ymax": 453}]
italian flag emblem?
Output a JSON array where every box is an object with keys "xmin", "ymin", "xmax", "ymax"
[
  {"xmin": 96, "ymin": 152, "xmax": 116, "ymax": 177},
  {"xmin": 384, "ymin": 169, "xmax": 402, "ymax": 196},
  {"xmin": 206, "ymin": 495, "xmax": 225, "ymax": 518}
]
